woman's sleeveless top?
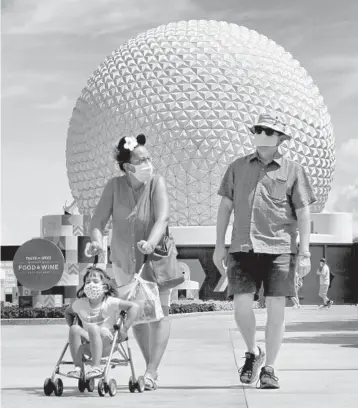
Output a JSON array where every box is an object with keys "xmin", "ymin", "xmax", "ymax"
[{"xmin": 90, "ymin": 174, "xmax": 158, "ymax": 284}]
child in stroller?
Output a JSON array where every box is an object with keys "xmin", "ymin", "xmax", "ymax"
[{"xmin": 64, "ymin": 265, "xmax": 139, "ymax": 380}]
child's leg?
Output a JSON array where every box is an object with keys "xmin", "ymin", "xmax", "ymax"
[
  {"xmin": 87, "ymin": 325, "xmax": 103, "ymax": 368},
  {"xmin": 99, "ymin": 327, "xmax": 114, "ymax": 357},
  {"xmin": 69, "ymin": 325, "xmax": 89, "ymax": 367}
]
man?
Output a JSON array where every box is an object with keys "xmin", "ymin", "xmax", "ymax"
[
  {"xmin": 213, "ymin": 112, "xmax": 316, "ymax": 389},
  {"xmin": 317, "ymin": 258, "xmax": 334, "ymax": 308}
]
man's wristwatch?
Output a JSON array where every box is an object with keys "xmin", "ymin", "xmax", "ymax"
[{"xmin": 298, "ymin": 252, "xmax": 311, "ymax": 258}]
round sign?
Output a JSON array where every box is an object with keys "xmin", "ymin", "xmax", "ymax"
[{"xmin": 13, "ymin": 238, "xmax": 65, "ymax": 291}]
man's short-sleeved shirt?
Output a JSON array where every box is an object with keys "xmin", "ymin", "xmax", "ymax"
[{"xmin": 218, "ymin": 151, "xmax": 317, "ymax": 254}]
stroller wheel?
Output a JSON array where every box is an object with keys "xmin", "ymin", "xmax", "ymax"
[
  {"xmin": 98, "ymin": 379, "xmax": 106, "ymax": 397},
  {"xmin": 128, "ymin": 377, "xmax": 136, "ymax": 393},
  {"xmin": 43, "ymin": 378, "xmax": 54, "ymax": 396},
  {"xmin": 86, "ymin": 378, "xmax": 95, "ymax": 392},
  {"xmin": 53, "ymin": 378, "xmax": 64, "ymax": 396},
  {"xmin": 108, "ymin": 379, "xmax": 117, "ymax": 397},
  {"xmin": 136, "ymin": 376, "xmax": 145, "ymax": 393},
  {"xmin": 78, "ymin": 379, "xmax": 86, "ymax": 393}
]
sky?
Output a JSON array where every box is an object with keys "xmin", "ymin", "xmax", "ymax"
[{"xmin": 1, "ymin": 0, "xmax": 358, "ymax": 245}]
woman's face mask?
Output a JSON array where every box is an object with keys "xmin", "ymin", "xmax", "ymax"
[
  {"xmin": 84, "ymin": 282, "xmax": 105, "ymax": 299},
  {"xmin": 131, "ymin": 161, "xmax": 153, "ymax": 183}
]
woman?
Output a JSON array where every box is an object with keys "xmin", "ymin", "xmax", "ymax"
[{"xmin": 87, "ymin": 133, "xmax": 171, "ymax": 391}]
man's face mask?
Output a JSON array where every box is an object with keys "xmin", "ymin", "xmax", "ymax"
[
  {"xmin": 131, "ymin": 161, "xmax": 153, "ymax": 183},
  {"xmin": 253, "ymin": 126, "xmax": 280, "ymax": 147}
]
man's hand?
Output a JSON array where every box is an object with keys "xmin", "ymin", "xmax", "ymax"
[
  {"xmin": 297, "ymin": 254, "xmax": 311, "ymax": 278},
  {"xmin": 213, "ymin": 245, "xmax": 227, "ymax": 274}
]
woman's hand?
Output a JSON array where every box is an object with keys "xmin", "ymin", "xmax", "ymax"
[
  {"xmin": 137, "ymin": 240, "xmax": 154, "ymax": 254},
  {"xmin": 85, "ymin": 241, "xmax": 103, "ymax": 257}
]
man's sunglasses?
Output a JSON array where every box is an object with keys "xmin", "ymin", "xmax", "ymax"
[{"xmin": 255, "ymin": 126, "xmax": 279, "ymax": 136}]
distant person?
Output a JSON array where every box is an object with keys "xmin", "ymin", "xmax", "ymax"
[
  {"xmin": 317, "ymin": 258, "xmax": 333, "ymax": 308},
  {"xmin": 290, "ymin": 266, "xmax": 302, "ymax": 308}
]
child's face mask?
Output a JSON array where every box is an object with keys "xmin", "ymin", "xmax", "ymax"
[{"xmin": 84, "ymin": 282, "xmax": 105, "ymax": 299}]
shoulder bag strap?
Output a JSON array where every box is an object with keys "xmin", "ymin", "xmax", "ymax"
[{"xmin": 148, "ymin": 175, "xmax": 169, "ymax": 239}]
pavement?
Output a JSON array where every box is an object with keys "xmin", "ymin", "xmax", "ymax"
[{"xmin": 1, "ymin": 305, "xmax": 358, "ymax": 408}]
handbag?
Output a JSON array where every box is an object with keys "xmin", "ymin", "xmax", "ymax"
[
  {"xmin": 115, "ymin": 265, "xmax": 164, "ymax": 326},
  {"xmin": 144, "ymin": 177, "xmax": 185, "ymax": 289},
  {"xmin": 145, "ymin": 225, "xmax": 185, "ymax": 290}
]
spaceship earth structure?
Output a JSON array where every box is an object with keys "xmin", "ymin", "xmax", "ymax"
[{"xmin": 66, "ymin": 20, "xmax": 335, "ymax": 226}]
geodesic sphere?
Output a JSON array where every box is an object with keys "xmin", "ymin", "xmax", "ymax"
[{"xmin": 66, "ymin": 20, "xmax": 335, "ymax": 226}]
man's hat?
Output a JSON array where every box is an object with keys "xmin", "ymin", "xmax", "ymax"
[
  {"xmin": 250, "ymin": 113, "xmax": 291, "ymax": 140},
  {"xmin": 320, "ymin": 258, "xmax": 326, "ymax": 263}
]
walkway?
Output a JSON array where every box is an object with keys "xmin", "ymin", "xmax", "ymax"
[{"xmin": 1, "ymin": 305, "xmax": 357, "ymax": 407}]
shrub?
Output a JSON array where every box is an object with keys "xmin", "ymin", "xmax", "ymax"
[
  {"xmin": 1, "ymin": 300, "xmax": 263, "ymax": 319},
  {"xmin": 169, "ymin": 299, "xmax": 263, "ymax": 314},
  {"xmin": 1, "ymin": 305, "xmax": 68, "ymax": 319}
]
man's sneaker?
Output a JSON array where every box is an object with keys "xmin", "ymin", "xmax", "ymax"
[
  {"xmin": 239, "ymin": 346, "xmax": 265, "ymax": 384},
  {"xmin": 327, "ymin": 300, "xmax": 334, "ymax": 308},
  {"xmin": 259, "ymin": 366, "xmax": 280, "ymax": 389}
]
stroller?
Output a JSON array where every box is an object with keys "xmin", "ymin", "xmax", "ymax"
[{"xmin": 43, "ymin": 256, "xmax": 146, "ymax": 397}]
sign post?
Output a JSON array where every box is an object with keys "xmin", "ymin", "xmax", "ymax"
[{"xmin": 13, "ymin": 238, "xmax": 65, "ymax": 291}]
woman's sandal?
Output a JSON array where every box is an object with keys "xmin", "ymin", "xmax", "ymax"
[
  {"xmin": 86, "ymin": 367, "xmax": 103, "ymax": 379},
  {"xmin": 144, "ymin": 373, "xmax": 158, "ymax": 391},
  {"xmin": 67, "ymin": 367, "xmax": 81, "ymax": 379}
]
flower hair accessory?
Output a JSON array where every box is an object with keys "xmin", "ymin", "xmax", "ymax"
[{"xmin": 123, "ymin": 136, "xmax": 138, "ymax": 151}]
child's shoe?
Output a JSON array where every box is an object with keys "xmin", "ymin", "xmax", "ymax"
[{"xmin": 67, "ymin": 366, "xmax": 81, "ymax": 379}]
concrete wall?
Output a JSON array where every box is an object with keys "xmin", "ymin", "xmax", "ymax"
[
  {"xmin": 175, "ymin": 243, "xmax": 357, "ymax": 305},
  {"xmin": 1, "ymin": 243, "xmax": 357, "ymax": 305},
  {"xmin": 2, "ymin": 213, "xmax": 356, "ymax": 305}
]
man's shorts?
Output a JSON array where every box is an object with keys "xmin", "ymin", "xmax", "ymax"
[{"xmin": 226, "ymin": 251, "xmax": 297, "ymax": 299}]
